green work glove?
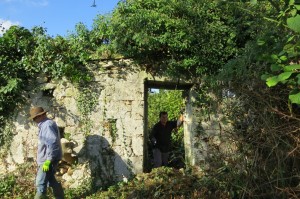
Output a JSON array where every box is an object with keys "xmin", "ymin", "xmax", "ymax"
[{"xmin": 42, "ymin": 160, "xmax": 51, "ymax": 172}]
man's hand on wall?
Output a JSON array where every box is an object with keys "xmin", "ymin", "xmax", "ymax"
[{"xmin": 177, "ymin": 114, "xmax": 184, "ymax": 127}]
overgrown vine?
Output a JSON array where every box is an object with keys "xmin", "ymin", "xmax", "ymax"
[{"xmin": 76, "ymin": 87, "xmax": 99, "ymax": 136}]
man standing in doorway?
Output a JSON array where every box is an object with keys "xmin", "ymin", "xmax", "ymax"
[
  {"xmin": 29, "ymin": 107, "xmax": 64, "ymax": 199},
  {"xmin": 151, "ymin": 111, "xmax": 184, "ymax": 168}
]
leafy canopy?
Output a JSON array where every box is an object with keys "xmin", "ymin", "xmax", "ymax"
[{"xmin": 110, "ymin": 0, "xmax": 239, "ymax": 78}]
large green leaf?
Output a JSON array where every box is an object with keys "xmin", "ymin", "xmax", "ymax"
[
  {"xmin": 287, "ymin": 14, "xmax": 300, "ymax": 33},
  {"xmin": 284, "ymin": 64, "xmax": 300, "ymax": 71},
  {"xmin": 266, "ymin": 76, "xmax": 279, "ymax": 87},
  {"xmin": 279, "ymin": 56, "xmax": 287, "ymax": 61},
  {"xmin": 266, "ymin": 72, "xmax": 292, "ymax": 87},
  {"xmin": 261, "ymin": 74, "xmax": 271, "ymax": 80},
  {"xmin": 297, "ymin": 74, "xmax": 300, "ymax": 84},
  {"xmin": 277, "ymin": 72, "xmax": 292, "ymax": 81},
  {"xmin": 289, "ymin": 92, "xmax": 300, "ymax": 104}
]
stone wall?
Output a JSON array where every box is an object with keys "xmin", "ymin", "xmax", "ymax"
[
  {"xmin": 0, "ymin": 60, "xmax": 147, "ymax": 187},
  {"xmin": 0, "ymin": 59, "xmax": 232, "ymax": 188},
  {"xmin": 182, "ymin": 86, "xmax": 237, "ymax": 172}
]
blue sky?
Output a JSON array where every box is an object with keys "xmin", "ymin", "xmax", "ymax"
[{"xmin": 0, "ymin": 0, "xmax": 120, "ymax": 37}]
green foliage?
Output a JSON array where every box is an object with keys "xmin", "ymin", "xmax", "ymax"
[
  {"xmin": 64, "ymin": 179, "xmax": 95, "ymax": 199},
  {"xmin": 214, "ymin": 1, "xmax": 300, "ymax": 198},
  {"xmin": 89, "ymin": 167, "xmax": 231, "ymax": 198},
  {"xmin": 0, "ymin": 26, "xmax": 36, "ymax": 147},
  {"xmin": 77, "ymin": 87, "xmax": 99, "ymax": 135},
  {"xmin": 287, "ymin": 14, "xmax": 300, "ymax": 32},
  {"xmin": 0, "ymin": 26, "xmax": 35, "ymax": 101},
  {"xmin": 32, "ymin": 28, "xmax": 93, "ymax": 83},
  {"xmin": 0, "ymin": 174, "xmax": 16, "ymax": 198},
  {"xmin": 0, "ymin": 122, "xmax": 14, "ymax": 155},
  {"xmin": 0, "ymin": 16, "xmax": 113, "ymax": 145},
  {"xmin": 0, "ymin": 163, "xmax": 36, "ymax": 199},
  {"xmin": 0, "ymin": 162, "xmax": 98, "ymax": 199},
  {"xmin": 77, "ymin": 87, "xmax": 99, "ymax": 117},
  {"xmin": 148, "ymin": 89, "xmax": 185, "ymax": 146},
  {"xmin": 111, "ymin": 0, "xmax": 241, "ymax": 78},
  {"xmin": 148, "ymin": 90, "xmax": 184, "ymax": 130},
  {"xmin": 89, "ymin": 15, "xmax": 120, "ymax": 59},
  {"xmin": 108, "ymin": 119, "xmax": 118, "ymax": 143},
  {"xmin": 260, "ymin": 0, "xmax": 300, "ymax": 104}
]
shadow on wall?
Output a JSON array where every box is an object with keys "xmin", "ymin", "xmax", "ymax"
[{"xmin": 78, "ymin": 134, "xmax": 134, "ymax": 189}]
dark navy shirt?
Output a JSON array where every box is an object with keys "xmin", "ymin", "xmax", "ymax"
[{"xmin": 151, "ymin": 121, "xmax": 177, "ymax": 152}]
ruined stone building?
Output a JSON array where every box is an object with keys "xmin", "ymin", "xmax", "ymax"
[{"xmin": 0, "ymin": 60, "xmax": 224, "ymax": 188}]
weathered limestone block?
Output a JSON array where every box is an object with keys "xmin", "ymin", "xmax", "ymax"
[
  {"xmin": 6, "ymin": 134, "xmax": 25, "ymax": 164},
  {"xmin": 64, "ymin": 126, "xmax": 80, "ymax": 137},
  {"xmin": 61, "ymin": 138, "xmax": 78, "ymax": 164},
  {"xmin": 131, "ymin": 101, "xmax": 144, "ymax": 118},
  {"xmin": 131, "ymin": 135, "xmax": 144, "ymax": 156},
  {"xmin": 128, "ymin": 156, "xmax": 143, "ymax": 173},
  {"xmin": 42, "ymin": 83, "xmax": 56, "ymax": 90},
  {"xmin": 65, "ymin": 114, "xmax": 79, "ymax": 126},
  {"xmin": 65, "ymin": 87, "xmax": 78, "ymax": 97},
  {"xmin": 113, "ymin": 145, "xmax": 127, "ymax": 157},
  {"xmin": 62, "ymin": 163, "xmax": 91, "ymax": 188},
  {"xmin": 64, "ymin": 97, "xmax": 79, "ymax": 114},
  {"xmin": 192, "ymin": 139, "xmax": 207, "ymax": 165},
  {"xmin": 53, "ymin": 84, "xmax": 67, "ymax": 99},
  {"xmin": 36, "ymin": 76, "xmax": 48, "ymax": 84},
  {"xmin": 114, "ymin": 84, "xmax": 140, "ymax": 101},
  {"xmin": 55, "ymin": 117, "xmax": 66, "ymax": 127},
  {"xmin": 124, "ymin": 119, "xmax": 143, "ymax": 137},
  {"xmin": 90, "ymin": 109, "xmax": 105, "ymax": 124}
]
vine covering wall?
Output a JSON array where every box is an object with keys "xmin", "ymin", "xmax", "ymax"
[{"xmin": 0, "ymin": 60, "xmax": 146, "ymax": 188}]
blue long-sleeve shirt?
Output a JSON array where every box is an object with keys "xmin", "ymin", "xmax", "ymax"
[{"xmin": 37, "ymin": 118, "xmax": 62, "ymax": 165}]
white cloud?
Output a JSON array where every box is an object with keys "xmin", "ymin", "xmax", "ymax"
[{"xmin": 0, "ymin": 19, "xmax": 20, "ymax": 36}]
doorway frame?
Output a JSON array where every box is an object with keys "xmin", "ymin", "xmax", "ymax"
[{"xmin": 143, "ymin": 79, "xmax": 193, "ymax": 172}]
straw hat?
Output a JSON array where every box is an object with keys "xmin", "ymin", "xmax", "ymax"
[{"xmin": 29, "ymin": 107, "xmax": 47, "ymax": 119}]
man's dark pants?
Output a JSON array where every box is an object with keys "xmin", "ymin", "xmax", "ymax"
[{"xmin": 153, "ymin": 148, "xmax": 169, "ymax": 167}]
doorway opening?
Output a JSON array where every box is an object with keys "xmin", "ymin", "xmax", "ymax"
[{"xmin": 143, "ymin": 79, "xmax": 193, "ymax": 172}]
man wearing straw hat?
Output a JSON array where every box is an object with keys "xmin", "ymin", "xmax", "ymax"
[{"xmin": 29, "ymin": 107, "xmax": 64, "ymax": 199}]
